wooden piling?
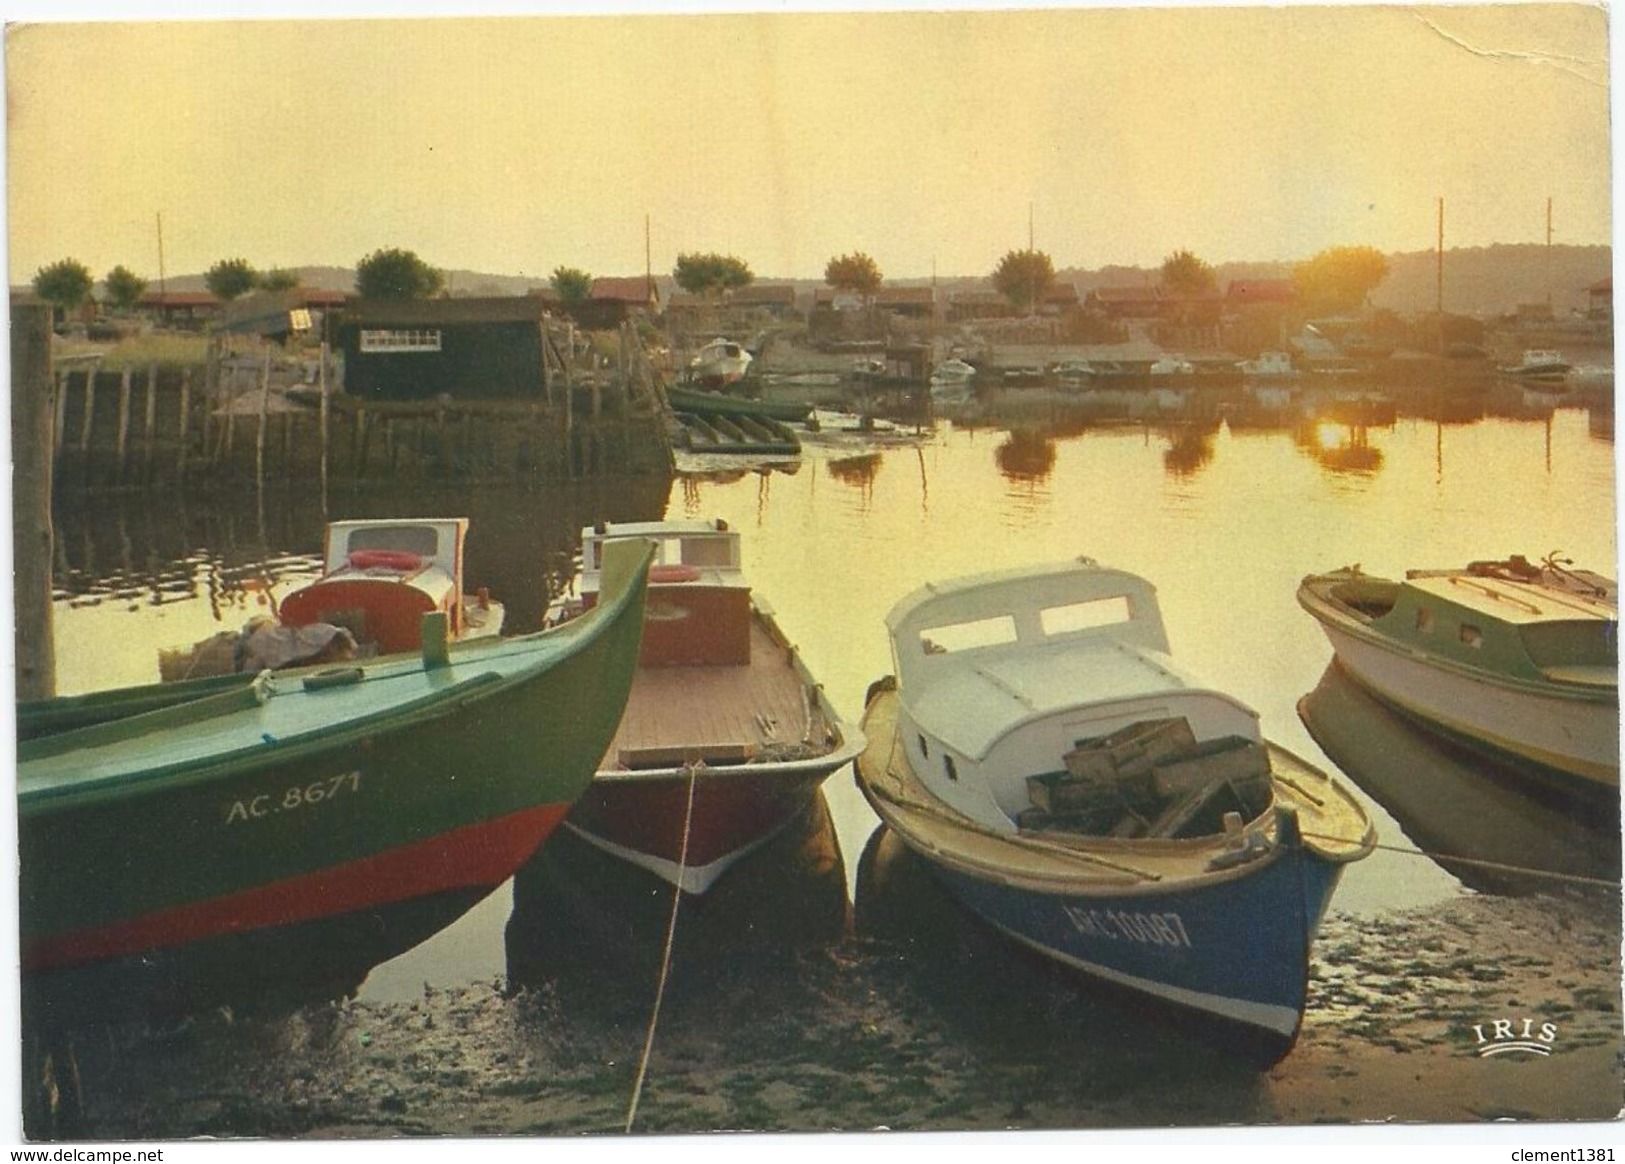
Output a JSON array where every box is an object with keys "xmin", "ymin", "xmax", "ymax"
[
  {"xmin": 11, "ymin": 301, "xmax": 56, "ymax": 699},
  {"xmin": 115, "ymin": 368, "xmax": 132, "ymax": 482},
  {"xmin": 256, "ymin": 343, "xmax": 271, "ymax": 491},
  {"xmin": 53, "ymin": 369, "xmax": 68, "ymax": 454},
  {"xmin": 178, "ymin": 367, "xmax": 192, "ymax": 477},
  {"xmin": 78, "ymin": 368, "xmax": 96, "ymax": 453},
  {"xmin": 143, "ymin": 362, "xmax": 158, "ymax": 477},
  {"xmin": 318, "ymin": 339, "xmax": 330, "ymax": 499}
]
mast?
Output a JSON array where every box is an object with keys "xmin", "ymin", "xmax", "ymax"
[
  {"xmin": 156, "ymin": 211, "xmax": 167, "ymax": 298},
  {"xmin": 1545, "ymin": 196, "xmax": 1554, "ymax": 311},
  {"xmin": 1435, "ymin": 197, "xmax": 1444, "ymax": 314}
]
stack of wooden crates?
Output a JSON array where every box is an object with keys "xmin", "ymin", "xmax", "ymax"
[{"xmin": 1020, "ymin": 717, "xmax": 1273, "ymax": 839}]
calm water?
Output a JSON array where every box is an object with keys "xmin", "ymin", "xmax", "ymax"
[{"xmin": 42, "ymin": 398, "xmax": 1620, "ymax": 1006}]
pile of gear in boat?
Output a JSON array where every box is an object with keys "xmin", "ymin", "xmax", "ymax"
[{"xmin": 1019, "ymin": 717, "xmax": 1274, "ymax": 839}]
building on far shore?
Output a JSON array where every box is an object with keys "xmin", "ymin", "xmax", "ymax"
[{"xmin": 333, "ymin": 296, "xmax": 552, "ymax": 400}]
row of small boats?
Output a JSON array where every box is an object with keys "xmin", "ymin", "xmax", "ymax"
[{"xmin": 18, "ymin": 515, "xmax": 1618, "ymax": 1067}]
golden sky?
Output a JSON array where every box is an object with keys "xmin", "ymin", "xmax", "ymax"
[{"xmin": 4, "ymin": 3, "xmax": 1613, "ymax": 285}]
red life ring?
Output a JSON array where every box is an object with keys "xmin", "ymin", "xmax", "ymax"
[
  {"xmin": 648, "ymin": 564, "xmax": 702, "ymax": 585},
  {"xmin": 348, "ymin": 549, "xmax": 425, "ymax": 572}
]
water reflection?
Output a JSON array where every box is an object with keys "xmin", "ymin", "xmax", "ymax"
[
  {"xmin": 505, "ymin": 791, "xmax": 849, "ymax": 1018},
  {"xmin": 1297, "ymin": 662, "xmax": 1621, "ymax": 896},
  {"xmin": 851, "ymin": 824, "xmax": 1284, "ymax": 1072},
  {"xmin": 993, "ymin": 428, "xmax": 1056, "ymax": 482}
]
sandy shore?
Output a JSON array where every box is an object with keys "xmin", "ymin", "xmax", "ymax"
[{"xmin": 29, "ymin": 884, "xmax": 1620, "ymax": 1141}]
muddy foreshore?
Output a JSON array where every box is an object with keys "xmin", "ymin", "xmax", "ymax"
[{"xmin": 27, "ymin": 886, "xmax": 1621, "ymax": 1141}]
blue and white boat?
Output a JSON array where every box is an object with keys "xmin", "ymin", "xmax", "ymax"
[{"xmin": 854, "ymin": 557, "xmax": 1375, "ymax": 1063}]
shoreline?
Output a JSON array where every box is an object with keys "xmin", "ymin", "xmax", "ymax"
[{"xmin": 28, "ymin": 886, "xmax": 1621, "ymax": 1140}]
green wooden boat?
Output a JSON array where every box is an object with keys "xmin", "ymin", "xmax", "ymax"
[
  {"xmin": 666, "ymin": 385, "xmax": 813, "ymax": 424},
  {"xmin": 19, "ymin": 538, "xmax": 656, "ymax": 978}
]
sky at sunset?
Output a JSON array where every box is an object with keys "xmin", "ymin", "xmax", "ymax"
[{"xmin": 2, "ymin": 2, "xmax": 1614, "ymax": 287}]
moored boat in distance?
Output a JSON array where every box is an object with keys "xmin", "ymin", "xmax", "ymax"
[
  {"xmin": 1498, "ymin": 349, "xmax": 1572, "ymax": 382},
  {"xmin": 853, "ymin": 557, "xmax": 1375, "ymax": 1064},
  {"xmin": 1237, "ymin": 350, "xmax": 1298, "ymax": 379},
  {"xmin": 160, "ymin": 517, "xmax": 504, "ymax": 681},
  {"xmin": 1296, "ymin": 554, "xmax": 1619, "ymax": 800},
  {"xmin": 688, "ymin": 337, "xmax": 753, "ymax": 387},
  {"xmin": 19, "ymin": 539, "xmax": 655, "ymax": 986},
  {"xmin": 561, "ymin": 519, "xmax": 865, "ymax": 894}
]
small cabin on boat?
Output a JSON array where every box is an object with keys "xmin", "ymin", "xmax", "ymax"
[
  {"xmin": 280, "ymin": 518, "xmax": 487, "ymax": 654},
  {"xmin": 579, "ymin": 519, "xmax": 750, "ymax": 667}
]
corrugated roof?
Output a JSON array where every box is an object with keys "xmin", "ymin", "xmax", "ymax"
[{"xmin": 589, "ymin": 276, "xmax": 659, "ymax": 304}]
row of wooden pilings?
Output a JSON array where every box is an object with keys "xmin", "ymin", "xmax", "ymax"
[{"xmin": 48, "ymin": 353, "xmax": 674, "ymax": 493}]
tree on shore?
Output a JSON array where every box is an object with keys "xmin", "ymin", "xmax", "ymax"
[
  {"xmin": 259, "ymin": 268, "xmax": 301, "ymax": 292},
  {"xmin": 550, "ymin": 266, "xmax": 593, "ymax": 309},
  {"xmin": 355, "ymin": 248, "xmax": 445, "ymax": 300},
  {"xmin": 992, "ymin": 248, "xmax": 1055, "ymax": 314},
  {"xmin": 824, "ymin": 252, "xmax": 883, "ymax": 301},
  {"xmin": 673, "ymin": 252, "xmax": 753, "ymax": 298},
  {"xmin": 103, "ymin": 265, "xmax": 148, "ymax": 311},
  {"xmin": 1160, "ymin": 249, "xmax": 1217, "ymax": 296},
  {"xmin": 1293, "ymin": 245, "xmax": 1390, "ymax": 315},
  {"xmin": 205, "ymin": 258, "xmax": 259, "ymax": 301},
  {"xmin": 33, "ymin": 258, "xmax": 94, "ymax": 316}
]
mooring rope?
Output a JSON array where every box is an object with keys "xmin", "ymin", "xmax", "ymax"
[
  {"xmin": 624, "ymin": 759, "xmax": 700, "ymax": 1133},
  {"xmin": 1301, "ymin": 830, "xmax": 1621, "ymax": 889}
]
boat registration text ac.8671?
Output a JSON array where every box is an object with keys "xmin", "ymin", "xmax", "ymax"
[
  {"xmin": 1062, "ymin": 903, "xmax": 1193, "ymax": 948},
  {"xmin": 225, "ymin": 770, "xmax": 363, "ymax": 825}
]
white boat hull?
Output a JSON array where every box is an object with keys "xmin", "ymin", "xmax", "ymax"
[{"xmin": 1316, "ymin": 622, "xmax": 1618, "ymax": 790}]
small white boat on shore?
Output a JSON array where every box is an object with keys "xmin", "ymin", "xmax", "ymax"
[
  {"xmin": 689, "ymin": 338, "xmax": 753, "ymax": 387},
  {"xmin": 1498, "ymin": 349, "xmax": 1571, "ymax": 382}
]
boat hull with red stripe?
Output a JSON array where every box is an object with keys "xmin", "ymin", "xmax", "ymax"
[{"xmin": 19, "ymin": 539, "xmax": 654, "ymax": 983}]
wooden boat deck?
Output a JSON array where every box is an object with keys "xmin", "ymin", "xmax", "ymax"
[{"xmin": 602, "ymin": 615, "xmax": 827, "ymax": 770}]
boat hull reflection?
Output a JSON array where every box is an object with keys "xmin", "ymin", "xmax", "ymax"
[
  {"xmin": 1298, "ymin": 662, "xmax": 1620, "ymax": 895},
  {"xmin": 506, "ymin": 790, "xmax": 849, "ymax": 1005}
]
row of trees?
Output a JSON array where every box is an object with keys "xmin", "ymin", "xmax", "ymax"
[{"xmin": 31, "ymin": 240, "xmax": 1393, "ymax": 318}]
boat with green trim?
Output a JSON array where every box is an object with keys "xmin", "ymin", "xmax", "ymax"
[
  {"xmin": 1296, "ymin": 554, "xmax": 1618, "ymax": 799},
  {"xmin": 666, "ymin": 385, "xmax": 813, "ymax": 424},
  {"xmin": 18, "ymin": 538, "xmax": 655, "ymax": 981}
]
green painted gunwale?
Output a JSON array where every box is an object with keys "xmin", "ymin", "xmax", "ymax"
[{"xmin": 19, "ymin": 540, "xmax": 654, "ymax": 945}]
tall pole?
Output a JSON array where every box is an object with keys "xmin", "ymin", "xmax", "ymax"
[
  {"xmin": 1435, "ymin": 197, "xmax": 1444, "ymax": 314},
  {"xmin": 156, "ymin": 211, "xmax": 167, "ymax": 298},
  {"xmin": 1546, "ymin": 196, "xmax": 1554, "ymax": 311},
  {"xmin": 12, "ymin": 299, "xmax": 56, "ymax": 699}
]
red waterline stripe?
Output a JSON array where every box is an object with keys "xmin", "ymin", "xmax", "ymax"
[{"xmin": 24, "ymin": 802, "xmax": 570, "ymax": 973}]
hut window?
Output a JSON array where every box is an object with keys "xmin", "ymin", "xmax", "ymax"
[
  {"xmin": 360, "ymin": 328, "xmax": 443, "ymax": 353},
  {"xmin": 1415, "ymin": 607, "xmax": 1434, "ymax": 633},
  {"xmin": 944, "ymin": 755, "xmax": 959, "ymax": 783},
  {"xmin": 1460, "ymin": 624, "xmax": 1484, "ymax": 648}
]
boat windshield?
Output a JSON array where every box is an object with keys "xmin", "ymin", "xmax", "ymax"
[
  {"xmin": 1519, "ymin": 620, "xmax": 1618, "ymax": 670},
  {"xmin": 347, "ymin": 525, "xmax": 440, "ymax": 559}
]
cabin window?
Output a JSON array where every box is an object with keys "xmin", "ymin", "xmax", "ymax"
[
  {"xmin": 920, "ymin": 615, "xmax": 1017, "ymax": 654},
  {"xmin": 918, "ymin": 734, "xmax": 930, "ymax": 759},
  {"xmin": 1415, "ymin": 607, "xmax": 1434, "ymax": 633},
  {"xmin": 359, "ymin": 328, "xmax": 443, "ymax": 354},
  {"xmin": 944, "ymin": 755, "xmax": 958, "ymax": 783},
  {"xmin": 348, "ymin": 525, "xmax": 440, "ymax": 559},
  {"xmin": 1460, "ymin": 624, "xmax": 1484, "ymax": 649},
  {"xmin": 1040, "ymin": 596, "xmax": 1131, "ymax": 635}
]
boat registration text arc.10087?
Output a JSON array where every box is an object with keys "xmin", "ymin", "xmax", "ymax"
[
  {"xmin": 224, "ymin": 770, "xmax": 363, "ymax": 825},
  {"xmin": 1062, "ymin": 903, "xmax": 1193, "ymax": 948}
]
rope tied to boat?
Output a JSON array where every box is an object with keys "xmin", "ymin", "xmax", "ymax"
[
  {"xmin": 1299, "ymin": 830, "xmax": 1621, "ymax": 889},
  {"xmin": 624, "ymin": 755, "xmax": 702, "ymax": 1133}
]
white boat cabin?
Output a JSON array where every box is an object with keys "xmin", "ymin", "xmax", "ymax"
[
  {"xmin": 579, "ymin": 519, "xmax": 752, "ymax": 667},
  {"xmin": 886, "ymin": 558, "xmax": 1264, "ymax": 833}
]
